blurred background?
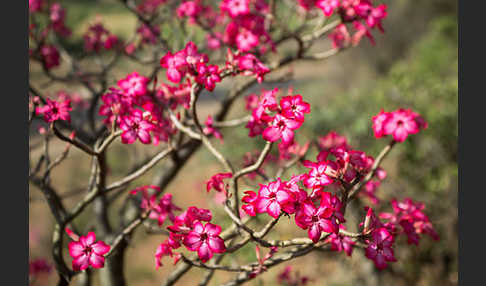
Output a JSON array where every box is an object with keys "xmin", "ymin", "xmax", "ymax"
[{"xmin": 29, "ymin": 0, "xmax": 457, "ymax": 285}]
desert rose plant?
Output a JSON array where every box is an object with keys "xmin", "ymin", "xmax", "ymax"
[{"xmin": 29, "ymin": 0, "xmax": 438, "ymax": 285}]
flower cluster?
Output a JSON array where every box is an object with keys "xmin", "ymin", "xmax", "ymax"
[
  {"xmin": 175, "ymin": 0, "xmax": 275, "ymax": 54},
  {"xmin": 99, "ymin": 71, "xmax": 177, "ymax": 145},
  {"xmin": 245, "ymin": 88, "xmax": 310, "ymax": 147},
  {"xmin": 155, "ymin": 206, "xmax": 226, "ymax": 266},
  {"xmin": 379, "ymin": 198, "xmax": 439, "ymax": 245},
  {"xmin": 219, "ymin": 0, "xmax": 274, "ymax": 53},
  {"xmin": 296, "ymin": 0, "xmax": 388, "ymax": 48},
  {"xmin": 241, "ymin": 177, "xmax": 345, "ymax": 243},
  {"xmin": 360, "ymin": 207, "xmax": 397, "ymax": 269},
  {"xmin": 130, "ymin": 185, "xmax": 181, "ymax": 226},
  {"xmin": 160, "ymin": 42, "xmax": 210, "ymax": 83},
  {"xmin": 49, "ymin": 3, "xmax": 71, "ymax": 37},
  {"xmin": 66, "ymin": 230, "xmax": 111, "ymax": 271},
  {"xmin": 225, "ymin": 48, "xmax": 270, "ymax": 83},
  {"xmin": 372, "ymin": 108, "xmax": 427, "ymax": 142},
  {"xmin": 361, "ymin": 200, "xmax": 437, "ymax": 269},
  {"xmin": 83, "ymin": 20, "xmax": 119, "ymax": 53},
  {"xmin": 29, "ymin": 2, "xmax": 73, "ymax": 69}
]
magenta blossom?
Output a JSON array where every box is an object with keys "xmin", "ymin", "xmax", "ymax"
[
  {"xmin": 262, "ymin": 113, "xmax": 302, "ymax": 145},
  {"xmin": 236, "ymin": 53, "xmax": 270, "ymax": 83},
  {"xmin": 68, "ymin": 232, "xmax": 110, "ymax": 271},
  {"xmin": 326, "ymin": 232, "xmax": 355, "ymax": 256},
  {"xmin": 160, "ymin": 51, "xmax": 187, "ymax": 83},
  {"xmin": 206, "ymin": 172, "xmax": 232, "ymax": 193},
  {"xmin": 183, "ymin": 221, "xmax": 226, "ymax": 262},
  {"xmin": 365, "ymin": 228, "xmax": 397, "ymax": 270},
  {"xmin": 196, "ymin": 63, "xmax": 221, "ymax": 91},
  {"xmin": 382, "ymin": 109, "xmax": 420, "ymax": 142},
  {"xmin": 203, "ymin": 115, "xmax": 224, "ymax": 141},
  {"xmin": 40, "ymin": 45, "xmax": 60, "ymax": 69},
  {"xmin": 117, "ymin": 71, "xmax": 149, "ymax": 98},
  {"xmin": 255, "ymin": 179, "xmax": 291, "ymax": 218},
  {"xmin": 295, "ymin": 198, "xmax": 336, "ymax": 243},
  {"xmin": 280, "ymin": 94, "xmax": 311, "ymax": 122},
  {"xmin": 120, "ymin": 109, "xmax": 155, "ymax": 144},
  {"xmin": 36, "ymin": 98, "xmax": 72, "ymax": 123},
  {"xmin": 221, "ymin": 0, "xmax": 250, "ymax": 17},
  {"xmin": 372, "ymin": 109, "xmax": 426, "ymax": 142},
  {"xmin": 302, "ymin": 160, "xmax": 336, "ymax": 192},
  {"xmin": 316, "ymin": 0, "xmax": 340, "ymax": 17}
]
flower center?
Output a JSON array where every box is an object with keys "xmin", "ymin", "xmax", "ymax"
[
  {"xmin": 83, "ymin": 246, "xmax": 93, "ymax": 256},
  {"xmin": 200, "ymin": 233, "xmax": 208, "ymax": 241}
]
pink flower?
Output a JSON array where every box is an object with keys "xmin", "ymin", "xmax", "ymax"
[
  {"xmin": 40, "ymin": 45, "xmax": 60, "ymax": 69},
  {"xmin": 221, "ymin": 0, "xmax": 250, "ymax": 17},
  {"xmin": 206, "ymin": 172, "xmax": 232, "ymax": 193},
  {"xmin": 120, "ymin": 109, "xmax": 155, "ymax": 144},
  {"xmin": 99, "ymin": 88, "xmax": 129, "ymax": 125},
  {"xmin": 262, "ymin": 113, "xmax": 302, "ymax": 145},
  {"xmin": 49, "ymin": 3, "xmax": 71, "ymax": 37},
  {"xmin": 380, "ymin": 198, "xmax": 439, "ymax": 245},
  {"xmin": 280, "ymin": 94, "xmax": 311, "ymax": 122},
  {"xmin": 203, "ymin": 115, "xmax": 224, "ymax": 141},
  {"xmin": 176, "ymin": 1, "xmax": 202, "ymax": 19},
  {"xmin": 183, "ymin": 221, "xmax": 226, "ymax": 262},
  {"xmin": 206, "ymin": 33, "xmax": 222, "ymax": 50},
  {"xmin": 137, "ymin": 23, "xmax": 160, "ymax": 45},
  {"xmin": 154, "ymin": 240, "xmax": 181, "ymax": 269},
  {"xmin": 29, "ymin": 0, "xmax": 45, "ymax": 13},
  {"xmin": 302, "ymin": 160, "xmax": 335, "ymax": 191},
  {"xmin": 365, "ymin": 228, "xmax": 397, "ymax": 269},
  {"xmin": 237, "ymin": 53, "xmax": 270, "ymax": 83},
  {"xmin": 373, "ymin": 109, "xmax": 426, "ymax": 142},
  {"xmin": 352, "ymin": 21, "xmax": 375, "ymax": 46},
  {"xmin": 68, "ymin": 232, "xmax": 110, "ymax": 271},
  {"xmin": 152, "ymin": 193, "xmax": 181, "ymax": 226},
  {"xmin": 316, "ymin": 0, "xmax": 340, "ymax": 17},
  {"xmin": 366, "ymin": 4, "xmax": 387, "ymax": 31},
  {"xmin": 382, "ymin": 109, "xmax": 419, "ymax": 142},
  {"xmin": 295, "ymin": 199, "xmax": 335, "ymax": 243},
  {"xmin": 255, "ymin": 179, "xmax": 291, "ymax": 218},
  {"xmin": 117, "ymin": 71, "xmax": 149, "ymax": 98},
  {"xmin": 326, "ymin": 232, "xmax": 355, "ymax": 256},
  {"xmin": 329, "ymin": 24, "xmax": 350, "ymax": 49},
  {"xmin": 241, "ymin": 190, "xmax": 258, "ymax": 216},
  {"xmin": 196, "ymin": 64, "xmax": 221, "ymax": 91},
  {"xmin": 372, "ymin": 109, "xmax": 389, "ymax": 138},
  {"xmin": 236, "ymin": 29, "xmax": 259, "ymax": 52},
  {"xmin": 160, "ymin": 51, "xmax": 188, "ymax": 83},
  {"xmin": 83, "ymin": 22, "xmax": 116, "ymax": 52},
  {"xmin": 36, "ymin": 98, "xmax": 72, "ymax": 123}
]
